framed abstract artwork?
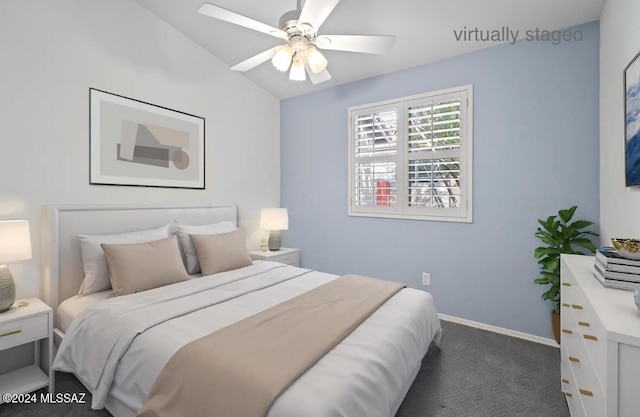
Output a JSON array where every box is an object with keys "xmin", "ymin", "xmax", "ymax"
[
  {"xmin": 624, "ymin": 51, "xmax": 640, "ymax": 187},
  {"xmin": 90, "ymin": 88, "xmax": 205, "ymax": 189}
]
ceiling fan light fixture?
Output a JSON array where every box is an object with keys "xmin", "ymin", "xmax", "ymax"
[
  {"xmin": 306, "ymin": 46, "xmax": 328, "ymax": 74},
  {"xmin": 272, "ymin": 45, "xmax": 294, "ymax": 72},
  {"xmin": 289, "ymin": 55, "xmax": 306, "ymax": 81},
  {"xmin": 197, "ymin": 0, "xmax": 394, "ymax": 86}
]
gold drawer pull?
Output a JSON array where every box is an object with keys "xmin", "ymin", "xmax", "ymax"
[
  {"xmin": 579, "ymin": 389, "xmax": 593, "ymax": 397},
  {"xmin": 584, "ymin": 335, "xmax": 598, "ymax": 341},
  {"xmin": 578, "ymin": 321, "xmax": 590, "ymax": 327},
  {"xmin": 562, "ymin": 303, "xmax": 570, "ymax": 307},
  {"xmin": 0, "ymin": 330, "xmax": 22, "ymax": 338},
  {"xmin": 569, "ymin": 356, "xmax": 580, "ymax": 363},
  {"xmin": 562, "ymin": 283, "xmax": 572, "ymax": 287},
  {"xmin": 562, "ymin": 379, "xmax": 569, "ymax": 384},
  {"xmin": 562, "ymin": 329, "xmax": 573, "ymax": 334},
  {"xmin": 565, "ymin": 392, "xmax": 573, "ymax": 398},
  {"xmin": 572, "ymin": 304, "xmax": 584, "ymax": 310}
]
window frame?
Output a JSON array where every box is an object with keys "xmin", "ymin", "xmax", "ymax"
[{"xmin": 347, "ymin": 85, "xmax": 473, "ymax": 223}]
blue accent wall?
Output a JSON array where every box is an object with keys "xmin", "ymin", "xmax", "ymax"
[{"xmin": 281, "ymin": 22, "xmax": 600, "ymax": 339}]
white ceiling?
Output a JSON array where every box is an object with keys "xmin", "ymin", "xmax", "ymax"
[{"xmin": 134, "ymin": 0, "xmax": 606, "ymax": 99}]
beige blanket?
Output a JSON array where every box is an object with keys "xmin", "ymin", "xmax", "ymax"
[{"xmin": 137, "ymin": 274, "xmax": 404, "ymax": 417}]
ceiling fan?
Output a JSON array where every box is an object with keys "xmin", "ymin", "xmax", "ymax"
[{"xmin": 197, "ymin": 0, "xmax": 396, "ymax": 84}]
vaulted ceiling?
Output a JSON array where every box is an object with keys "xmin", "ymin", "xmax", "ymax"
[{"xmin": 134, "ymin": 0, "xmax": 606, "ymax": 99}]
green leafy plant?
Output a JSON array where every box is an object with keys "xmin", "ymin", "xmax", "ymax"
[{"xmin": 534, "ymin": 206, "xmax": 598, "ymax": 313}]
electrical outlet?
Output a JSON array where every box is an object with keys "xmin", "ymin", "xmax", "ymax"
[{"xmin": 422, "ymin": 272, "xmax": 430, "ymax": 286}]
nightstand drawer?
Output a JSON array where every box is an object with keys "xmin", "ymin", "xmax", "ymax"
[
  {"xmin": 0, "ymin": 314, "xmax": 48, "ymax": 350},
  {"xmin": 275, "ymin": 252, "xmax": 299, "ymax": 266},
  {"xmin": 250, "ymin": 248, "xmax": 300, "ymax": 266}
]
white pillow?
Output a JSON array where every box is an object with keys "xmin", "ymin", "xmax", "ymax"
[
  {"xmin": 176, "ymin": 221, "xmax": 237, "ymax": 274},
  {"xmin": 77, "ymin": 224, "xmax": 172, "ymax": 296}
]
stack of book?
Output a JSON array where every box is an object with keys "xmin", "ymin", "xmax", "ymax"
[{"xmin": 593, "ymin": 247, "xmax": 640, "ymax": 290}]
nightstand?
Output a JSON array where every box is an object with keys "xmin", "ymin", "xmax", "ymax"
[
  {"xmin": 249, "ymin": 247, "xmax": 299, "ymax": 266},
  {"xmin": 0, "ymin": 298, "xmax": 53, "ymax": 402}
]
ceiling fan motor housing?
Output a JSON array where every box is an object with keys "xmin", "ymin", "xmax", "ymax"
[
  {"xmin": 278, "ymin": 10, "xmax": 301, "ymax": 32},
  {"xmin": 279, "ymin": 10, "xmax": 316, "ymax": 41}
]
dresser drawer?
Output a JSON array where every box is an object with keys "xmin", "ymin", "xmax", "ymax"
[
  {"xmin": 566, "ymin": 285, "xmax": 607, "ymax": 387},
  {"xmin": 564, "ymin": 386, "xmax": 585, "ymax": 417},
  {"xmin": 575, "ymin": 314, "xmax": 606, "ymax": 389},
  {"xmin": 579, "ymin": 383, "xmax": 606, "ymax": 417},
  {"xmin": 561, "ymin": 299, "xmax": 577, "ymax": 335},
  {"xmin": 0, "ymin": 313, "xmax": 49, "ymax": 350},
  {"xmin": 562, "ymin": 334, "xmax": 606, "ymax": 417},
  {"xmin": 561, "ymin": 347, "xmax": 586, "ymax": 417}
]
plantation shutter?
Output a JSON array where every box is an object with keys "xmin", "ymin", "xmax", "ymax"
[
  {"xmin": 404, "ymin": 91, "xmax": 467, "ymax": 217},
  {"xmin": 350, "ymin": 104, "xmax": 403, "ymax": 214},
  {"xmin": 348, "ymin": 86, "xmax": 472, "ymax": 222}
]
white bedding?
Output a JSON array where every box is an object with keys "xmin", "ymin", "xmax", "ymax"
[
  {"xmin": 57, "ymin": 290, "xmax": 112, "ymax": 333},
  {"xmin": 57, "ymin": 274, "xmax": 204, "ymax": 333},
  {"xmin": 53, "ymin": 262, "xmax": 442, "ymax": 417}
]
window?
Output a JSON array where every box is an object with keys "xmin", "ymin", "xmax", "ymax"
[{"xmin": 348, "ymin": 85, "xmax": 473, "ymax": 222}]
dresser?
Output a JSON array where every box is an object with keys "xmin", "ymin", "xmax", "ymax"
[{"xmin": 560, "ymin": 254, "xmax": 640, "ymax": 417}]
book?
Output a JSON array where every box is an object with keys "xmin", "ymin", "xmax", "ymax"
[
  {"xmin": 594, "ymin": 261, "xmax": 640, "ymax": 282},
  {"xmin": 592, "ymin": 268, "xmax": 640, "ymax": 291},
  {"xmin": 594, "ymin": 256, "xmax": 640, "ymax": 275},
  {"xmin": 596, "ymin": 247, "xmax": 640, "ymax": 267}
]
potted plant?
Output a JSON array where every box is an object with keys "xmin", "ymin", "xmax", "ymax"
[{"xmin": 534, "ymin": 206, "xmax": 598, "ymax": 343}]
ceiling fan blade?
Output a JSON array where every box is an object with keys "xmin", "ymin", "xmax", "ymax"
[
  {"xmin": 304, "ymin": 60, "xmax": 332, "ymax": 85},
  {"xmin": 230, "ymin": 47, "xmax": 278, "ymax": 72},
  {"xmin": 315, "ymin": 35, "xmax": 396, "ymax": 54},
  {"xmin": 198, "ymin": 3, "xmax": 287, "ymax": 39},
  {"xmin": 298, "ymin": 0, "xmax": 341, "ymax": 31}
]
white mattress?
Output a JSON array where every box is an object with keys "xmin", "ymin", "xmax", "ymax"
[
  {"xmin": 54, "ymin": 262, "xmax": 441, "ymax": 417},
  {"xmin": 57, "ymin": 290, "xmax": 113, "ymax": 333}
]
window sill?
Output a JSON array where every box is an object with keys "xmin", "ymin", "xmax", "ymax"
[{"xmin": 347, "ymin": 211, "xmax": 473, "ymax": 223}]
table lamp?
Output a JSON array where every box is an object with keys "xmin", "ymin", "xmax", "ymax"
[
  {"xmin": 0, "ymin": 220, "xmax": 32, "ymax": 313},
  {"xmin": 260, "ymin": 208, "xmax": 288, "ymax": 251}
]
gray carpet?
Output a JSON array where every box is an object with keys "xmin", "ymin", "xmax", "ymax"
[
  {"xmin": 395, "ymin": 321, "xmax": 569, "ymax": 417},
  {"xmin": 1, "ymin": 320, "xmax": 569, "ymax": 417}
]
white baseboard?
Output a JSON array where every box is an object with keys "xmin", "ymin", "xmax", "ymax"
[{"xmin": 438, "ymin": 313, "xmax": 559, "ymax": 348}]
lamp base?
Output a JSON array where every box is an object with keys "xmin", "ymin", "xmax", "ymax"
[
  {"xmin": 0, "ymin": 265, "xmax": 15, "ymax": 313},
  {"xmin": 268, "ymin": 231, "xmax": 282, "ymax": 251}
]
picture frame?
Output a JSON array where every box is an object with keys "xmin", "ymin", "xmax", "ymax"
[
  {"xmin": 90, "ymin": 88, "xmax": 205, "ymax": 189},
  {"xmin": 624, "ymin": 51, "xmax": 640, "ymax": 188}
]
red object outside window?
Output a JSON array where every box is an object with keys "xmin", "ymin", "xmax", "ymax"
[{"xmin": 376, "ymin": 181, "xmax": 391, "ymax": 206}]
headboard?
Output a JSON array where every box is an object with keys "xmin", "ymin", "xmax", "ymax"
[{"xmin": 43, "ymin": 204, "xmax": 237, "ymax": 322}]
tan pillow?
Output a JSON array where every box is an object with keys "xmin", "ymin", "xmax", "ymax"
[
  {"xmin": 190, "ymin": 229, "xmax": 252, "ymax": 275},
  {"xmin": 176, "ymin": 221, "xmax": 237, "ymax": 274},
  {"xmin": 101, "ymin": 236, "xmax": 189, "ymax": 296}
]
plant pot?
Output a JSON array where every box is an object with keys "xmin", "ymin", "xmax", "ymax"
[{"xmin": 552, "ymin": 311, "xmax": 561, "ymax": 344}]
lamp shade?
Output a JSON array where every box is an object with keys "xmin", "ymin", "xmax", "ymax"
[
  {"xmin": 289, "ymin": 55, "xmax": 306, "ymax": 81},
  {"xmin": 260, "ymin": 208, "xmax": 289, "ymax": 231},
  {"xmin": 0, "ymin": 220, "xmax": 32, "ymax": 264},
  {"xmin": 306, "ymin": 46, "xmax": 328, "ymax": 74},
  {"xmin": 272, "ymin": 45, "xmax": 294, "ymax": 72}
]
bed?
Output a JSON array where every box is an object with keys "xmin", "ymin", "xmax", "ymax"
[{"xmin": 44, "ymin": 204, "xmax": 442, "ymax": 417}]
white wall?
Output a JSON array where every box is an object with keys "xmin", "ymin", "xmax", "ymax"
[
  {"xmin": 600, "ymin": 0, "xmax": 640, "ymax": 241},
  {"xmin": 0, "ymin": 0, "xmax": 280, "ymax": 301}
]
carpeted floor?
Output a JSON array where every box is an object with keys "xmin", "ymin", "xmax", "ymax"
[
  {"xmin": 395, "ymin": 321, "xmax": 569, "ymax": 417},
  {"xmin": 1, "ymin": 320, "xmax": 569, "ymax": 417}
]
